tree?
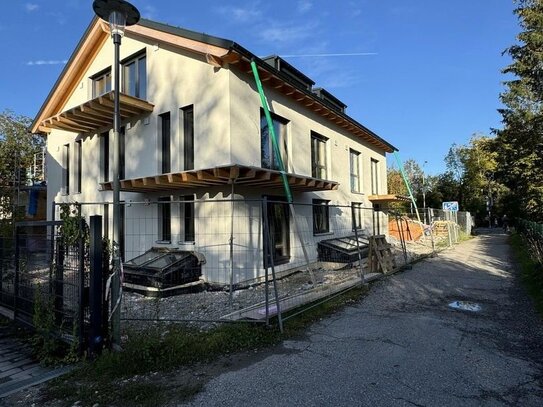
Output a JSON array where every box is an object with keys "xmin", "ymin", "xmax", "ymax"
[
  {"xmin": 0, "ymin": 110, "xmax": 44, "ymax": 224},
  {"xmin": 494, "ymin": 0, "xmax": 543, "ymax": 221}
]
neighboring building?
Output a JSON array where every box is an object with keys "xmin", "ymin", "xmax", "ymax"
[{"xmin": 31, "ymin": 17, "xmax": 397, "ymax": 286}]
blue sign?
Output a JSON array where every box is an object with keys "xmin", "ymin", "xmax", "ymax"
[{"xmin": 442, "ymin": 201, "xmax": 459, "ymax": 211}]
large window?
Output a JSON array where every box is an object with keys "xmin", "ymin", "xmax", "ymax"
[
  {"xmin": 100, "ymin": 132, "xmax": 109, "ymax": 182},
  {"xmin": 75, "ymin": 140, "xmax": 82, "ymax": 193},
  {"xmin": 371, "ymin": 158, "xmax": 379, "ymax": 195},
  {"xmin": 263, "ymin": 197, "xmax": 290, "ymax": 267},
  {"xmin": 350, "ymin": 149, "xmax": 360, "ymax": 193},
  {"xmin": 160, "ymin": 112, "xmax": 171, "ymax": 174},
  {"xmin": 122, "ymin": 53, "xmax": 146, "ymax": 99},
  {"xmin": 181, "ymin": 105, "xmax": 194, "ymax": 171},
  {"xmin": 180, "ymin": 195, "xmax": 195, "ymax": 242},
  {"xmin": 261, "ymin": 110, "xmax": 288, "ymax": 170},
  {"xmin": 62, "ymin": 144, "xmax": 69, "ymax": 195},
  {"xmin": 312, "ymin": 199, "xmax": 330, "ymax": 235},
  {"xmin": 352, "ymin": 202, "xmax": 362, "ymax": 230},
  {"xmin": 311, "ymin": 132, "xmax": 327, "ymax": 179},
  {"xmin": 92, "ymin": 68, "xmax": 111, "ymax": 98},
  {"xmin": 158, "ymin": 197, "xmax": 171, "ymax": 242}
]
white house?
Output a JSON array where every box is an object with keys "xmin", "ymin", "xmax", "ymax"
[{"xmin": 31, "ymin": 17, "xmax": 397, "ymax": 287}]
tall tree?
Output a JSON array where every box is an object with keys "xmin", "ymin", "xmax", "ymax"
[
  {"xmin": 495, "ymin": 0, "xmax": 543, "ymax": 221},
  {"xmin": 0, "ymin": 110, "xmax": 44, "ymax": 223}
]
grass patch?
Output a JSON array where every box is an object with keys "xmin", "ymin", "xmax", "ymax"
[
  {"xmin": 46, "ymin": 284, "xmax": 368, "ymax": 406},
  {"xmin": 510, "ymin": 233, "xmax": 543, "ymax": 316}
]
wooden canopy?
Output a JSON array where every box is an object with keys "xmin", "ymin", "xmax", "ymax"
[
  {"xmin": 100, "ymin": 165, "xmax": 339, "ymax": 193},
  {"xmin": 36, "ymin": 91, "xmax": 154, "ymax": 134},
  {"xmin": 368, "ymin": 194, "xmax": 411, "ymax": 203}
]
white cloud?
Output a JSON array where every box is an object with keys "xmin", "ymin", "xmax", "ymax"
[
  {"xmin": 26, "ymin": 60, "xmax": 68, "ymax": 66},
  {"xmin": 141, "ymin": 5, "xmax": 157, "ymax": 20},
  {"xmin": 216, "ymin": 4, "xmax": 262, "ymax": 23},
  {"xmin": 25, "ymin": 3, "xmax": 39, "ymax": 12},
  {"xmin": 259, "ymin": 22, "xmax": 317, "ymax": 45},
  {"xmin": 297, "ymin": 0, "xmax": 313, "ymax": 13}
]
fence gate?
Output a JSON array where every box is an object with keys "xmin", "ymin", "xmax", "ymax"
[{"xmin": 0, "ymin": 220, "xmax": 90, "ymax": 350}]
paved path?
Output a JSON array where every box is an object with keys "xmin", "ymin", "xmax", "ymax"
[
  {"xmin": 185, "ymin": 229, "xmax": 543, "ymax": 406},
  {"xmin": 0, "ymin": 322, "xmax": 71, "ymax": 399}
]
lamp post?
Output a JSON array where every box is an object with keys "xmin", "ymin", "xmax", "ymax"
[{"xmin": 93, "ymin": 0, "xmax": 140, "ymax": 346}]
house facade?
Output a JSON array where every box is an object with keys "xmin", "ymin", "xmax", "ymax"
[{"xmin": 32, "ymin": 17, "xmax": 397, "ymax": 286}]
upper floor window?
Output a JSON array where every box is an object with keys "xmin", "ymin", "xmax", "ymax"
[
  {"xmin": 92, "ymin": 68, "xmax": 111, "ymax": 98},
  {"xmin": 261, "ymin": 109, "xmax": 288, "ymax": 171},
  {"xmin": 371, "ymin": 158, "xmax": 379, "ymax": 195},
  {"xmin": 75, "ymin": 140, "xmax": 82, "ymax": 193},
  {"xmin": 122, "ymin": 53, "xmax": 146, "ymax": 99},
  {"xmin": 62, "ymin": 144, "xmax": 70, "ymax": 195},
  {"xmin": 311, "ymin": 132, "xmax": 328, "ymax": 179},
  {"xmin": 350, "ymin": 149, "xmax": 360, "ymax": 193}
]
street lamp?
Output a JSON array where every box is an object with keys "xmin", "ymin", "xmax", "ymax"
[{"xmin": 93, "ymin": 0, "xmax": 140, "ymax": 346}]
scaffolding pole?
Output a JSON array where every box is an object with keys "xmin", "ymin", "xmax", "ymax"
[{"xmin": 251, "ymin": 59, "xmax": 316, "ymax": 285}]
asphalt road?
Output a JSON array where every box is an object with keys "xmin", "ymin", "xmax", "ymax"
[{"xmin": 185, "ymin": 229, "xmax": 543, "ymax": 406}]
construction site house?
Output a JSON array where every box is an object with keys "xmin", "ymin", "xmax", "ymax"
[{"xmin": 31, "ymin": 17, "xmax": 397, "ymax": 286}]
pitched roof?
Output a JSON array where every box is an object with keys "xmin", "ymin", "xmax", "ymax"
[{"xmin": 32, "ymin": 17, "xmax": 397, "ymax": 152}]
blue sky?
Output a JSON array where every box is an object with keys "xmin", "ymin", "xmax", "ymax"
[{"xmin": 0, "ymin": 1, "xmax": 519, "ymax": 175}]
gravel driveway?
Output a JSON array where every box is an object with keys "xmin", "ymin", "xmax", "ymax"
[{"xmin": 183, "ymin": 229, "xmax": 543, "ymax": 406}]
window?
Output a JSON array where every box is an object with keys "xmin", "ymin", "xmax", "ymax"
[
  {"xmin": 62, "ymin": 144, "xmax": 69, "ymax": 195},
  {"xmin": 122, "ymin": 53, "xmax": 146, "ymax": 99},
  {"xmin": 160, "ymin": 112, "xmax": 171, "ymax": 173},
  {"xmin": 371, "ymin": 158, "xmax": 379, "ymax": 195},
  {"xmin": 311, "ymin": 132, "xmax": 327, "ymax": 179},
  {"xmin": 158, "ymin": 197, "xmax": 171, "ymax": 242},
  {"xmin": 119, "ymin": 127, "xmax": 125, "ymax": 179},
  {"xmin": 180, "ymin": 195, "xmax": 195, "ymax": 242},
  {"xmin": 181, "ymin": 105, "xmax": 194, "ymax": 171},
  {"xmin": 352, "ymin": 202, "xmax": 362, "ymax": 230},
  {"xmin": 92, "ymin": 68, "xmax": 111, "ymax": 97},
  {"xmin": 261, "ymin": 109, "xmax": 288, "ymax": 170},
  {"xmin": 312, "ymin": 199, "xmax": 330, "ymax": 234},
  {"xmin": 75, "ymin": 140, "xmax": 82, "ymax": 193},
  {"xmin": 100, "ymin": 132, "xmax": 109, "ymax": 182},
  {"xmin": 350, "ymin": 149, "xmax": 360, "ymax": 192},
  {"xmin": 263, "ymin": 197, "xmax": 290, "ymax": 267}
]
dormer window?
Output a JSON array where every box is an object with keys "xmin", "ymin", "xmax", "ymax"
[
  {"xmin": 122, "ymin": 52, "xmax": 146, "ymax": 99},
  {"xmin": 92, "ymin": 68, "xmax": 111, "ymax": 98}
]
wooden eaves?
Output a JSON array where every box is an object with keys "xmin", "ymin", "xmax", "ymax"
[
  {"xmin": 368, "ymin": 194, "xmax": 412, "ymax": 203},
  {"xmin": 36, "ymin": 91, "xmax": 154, "ymax": 134},
  {"xmin": 100, "ymin": 165, "xmax": 339, "ymax": 193}
]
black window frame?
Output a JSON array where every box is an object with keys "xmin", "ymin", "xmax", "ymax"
[
  {"xmin": 100, "ymin": 132, "xmax": 109, "ymax": 182},
  {"xmin": 181, "ymin": 105, "xmax": 194, "ymax": 171},
  {"xmin": 312, "ymin": 199, "xmax": 330, "ymax": 235},
  {"xmin": 158, "ymin": 196, "xmax": 171, "ymax": 243},
  {"xmin": 260, "ymin": 109, "xmax": 288, "ymax": 171},
  {"xmin": 62, "ymin": 144, "xmax": 70, "ymax": 195},
  {"xmin": 350, "ymin": 149, "xmax": 361, "ymax": 193},
  {"xmin": 119, "ymin": 127, "xmax": 126, "ymax": 179},
  {"xmin": 122, "ymin": 51, "xmax": 146, "ymax": 99},
  {"xmin": 160, "ymin": 112, "xmax": 171, "ymax": 174},
  {"xmin": 352, "ymin": 202, "xmax": 362, "ymax": 230},
  {"xmin": 180, "ymin": 195, "xmax": 195, "ymax": 242},
  {"xmin": 371, "ymin": 158, "xmax": 379, "ymax": 195},
  {"xmin": 75, "ymin": 140, "xmax": 82, "ymax": 193},
  {"xmin": 311, "ymin": 132, "xmax": 328, "ymax": 179},
  {"xmin": 91, "ymin": 67, "xmax": 112, "ymax": 98}
]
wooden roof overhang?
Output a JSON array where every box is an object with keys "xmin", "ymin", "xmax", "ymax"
[
  {"xmin": 100, "ymin": 165, "xmax": 339, "ymax": 193},
  {"xmin": 36, "ymin": 91, "xmax": 154, "ymax": 134},
  {"xmin": 368, "ymin": 194, "xmax": 411, "ymax": 203}
]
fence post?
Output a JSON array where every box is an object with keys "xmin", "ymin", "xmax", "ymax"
[
  {"xmin": 13, "ymin": 225, "xmax": 20, "ymax": 320},
  {"xmin": 351, "ymin": 204, "xmax": 366, "ymax": 283},
  {"xmin": 89, "ymin": 215, "xmax": 103, "ymax": 355}
]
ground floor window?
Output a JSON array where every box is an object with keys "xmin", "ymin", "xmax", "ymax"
[
  {"xmin": 263, "ymin": 197, "xmax": 290, "ymax": 267},
  {"xmin": 313, "ymin": 199, "xmax": 330, "ymax": 234},
  {"xmin": 158, "ymin": 197, "xmax": 171, "ymax": 242},
  {"xmin": 180, "ymin": 195, "xmax": 195, "ymax": 242},
  {"xmin": 352, "ymin": 202, "xmax": 362, "ymax": 230}
]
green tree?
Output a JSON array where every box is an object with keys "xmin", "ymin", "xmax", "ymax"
[
  {"xmin": 494, "ymin": 0, "xmax": 543, "ymax": 221},
  {"xmin": 0, "ymin": 110, "xmax": 44, "ymax": 226}
]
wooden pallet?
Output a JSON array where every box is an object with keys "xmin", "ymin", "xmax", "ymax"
[{"xmin": 368, "ymin": 235, "xmax": 396, "ymax": 274}]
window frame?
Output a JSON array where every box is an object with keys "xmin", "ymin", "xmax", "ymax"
[
  {"xmin": 74, "ymin": 140, "xmax": 82, "ymax": 194},
  {"xmin": 260, "ymin": 109, "xmax": 289, "ymax": 171},
  {"xmin": 312, "ymin": 199, "xmax": 330, "ymax": 235},
  {"xmin": 62, "ymin": 144, "xmax": 70, "ymax": 195},
  {"xmin": 100, "ymin": 132, "xmax": 109, "ymax": 183},
  {"xmin": 179, "ymin": 195, "xmax": 195, "ymax": 243},
  {"xmin": 91, "ymin": 67, "xmax": 112, "ymax": 98},
  {"xmin": 352, "ymin": 202, "xmax": 363, "ymax": 230},
  {"xmin": 158, "ymin": 196, "xmax": 172, "ymax": 243},
  {"xmin": 371, "ymin": 158, "xmax": 379, "ymax": 195},
  {"xmin": 311, "ymin": 132, "xmax": 328, "ymax": 179},
  {"xmin": 121, "ymin": 51, "xmax": 146, "ymax": 99},
  {"xmin": 350, "ymin": 149, "xmax": 361, "ymax": 193},
  {"xmin": 160, "ymin": 112, "xmax": 171, "ymax": 174},
  {"xmin": 181, "ymin": 105, "xmax": 194, "ymax": 171}
]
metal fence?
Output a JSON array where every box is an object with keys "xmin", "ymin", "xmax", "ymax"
[
  {"xmin": 0, "ymin": 219, "xmax": 89, "ymax": 349},
  {"xmin": 58, "ymin": 198, "xmax": 469, "ymax": 333}
]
